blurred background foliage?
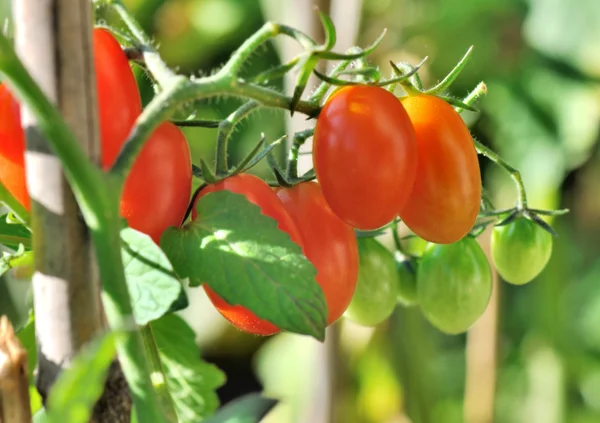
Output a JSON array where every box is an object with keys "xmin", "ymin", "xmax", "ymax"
[{"xmin": 2, "ymin": 0, "xmax": 600, "ymax": 422}]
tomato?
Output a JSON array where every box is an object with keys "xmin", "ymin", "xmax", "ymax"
[
  {"xmin": 93, "ymin": 28, "xmax": 143, "ymax": 168},
  {"xmin": 122, "ymin": 121, "xmax": 191, "ymax": 244},
  {"xmin": 0, "ymin": 29, "xmax": 142, "ymax": 212},
  {"xmin": 399, "ymin": 95, "xmax": 481, "ymax": 244},
  {"xmin": 344, "ymin": 237, "xmax": 398, "ymax": 326},
  {"xmin": 417, "ymin": 237, "xmax": 492, "ymax": 334},
  {"xmin": 0, "ymin": 84, "xmax": 28, "ymax": 209},
  {"xmin": 396, "ymin": 257, "xmax": 418, "ymax": 306},
  {"xmin": 491, "ymin": 217, "xmax": 553, "ymax": 285},
  {"xmin": 0, "ymin": 29, "xmax": 191, "ymax": 244},
  {"xmin": 276, "ymin": 182, "xmax": 359, "ymax": 325},
  {"xmin": 191, "ymin": 173, "xmax": 306, "ymax": 336},
  {"xmin": 313, "ymin": 85, "xmax": 417, "ymax": 230}
]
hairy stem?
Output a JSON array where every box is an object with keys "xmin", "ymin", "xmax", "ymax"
[
  {"xmin": 215, "ymin": 101, "xmax": 261, "ymax": 176},
  {"xmin": 286, "ymin": 129, "xmax": 314, "ymax": 180}
]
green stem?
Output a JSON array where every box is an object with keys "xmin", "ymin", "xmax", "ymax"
[
  {"xmin": 0, "ymin": 32, "xmax": 169, "ymax": 423},
  {"xmin": 215, "ymin": 101, "xmax": 261, "ymax": 176},
  {"xmin": 456, "ymin": 81, "xmax": 487, "ymax": 113},
  {"xmin": 110, "ymin": 0, "xmax": 176, "ymax": 87},
  {"xmin": 141, "ymin": 324, "xmax": 178, "ymax": 422},
  {"xmin": 0, "ymin": 182, "xmax": 30, "ymax": 228},
  {"xmin": 286, "ymin": 129, "xmax": 313, "ymax": 180},
  {"xmin": 93, "ymin": 209, "xmax": 169, "ymax": 423},
  {"xmin": 473, "ymin": 139, "xmax": 527, "ymax": 209},
  {"xmin": 110, "ymin": 75, "xmax": 320, "ymax": 177}
]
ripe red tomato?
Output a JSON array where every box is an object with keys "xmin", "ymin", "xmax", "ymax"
[
  {"xmin": 399, "ymin": 95, "xmax": 481, "ymax": 244},
  {"xmin": 123, "ymin": 121, "xmax": 191, "ymax": 244},
  {"xmin": 313, "ymin": 85, "xmax": 417, "ymax": 230},
  {"xmin": 192, "ymin": 173, "xmax": 306, "ymax": 336},
  {"xmin": 0, "ymin": 84, "xmax": 28, "ymax": 210},
  {"xmin": 0, "ymin": 29, "xmax": 191, "ymax": 244},
  {"xmin": 276, "ymin": 182, "xmax": 359, "ymax": 325},
  {"xmin": 93, "ymin": 28, "xmax": 143, "ymax": 168}
]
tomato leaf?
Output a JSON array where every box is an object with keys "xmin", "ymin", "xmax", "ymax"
[
  {"xmin": 0, "ymin": 213, "xmax": 31, "ymax": 250},
  {"xmin": 45, "ymin": 333, "xmax": 117, "ymax": 423},
  {"xmin": 202, "ymin": 393, "xmax": 278, "ymax": 423},
  {"xmin": 161, "ymin": 190, "xmax": 327, "ymax": 341},
  {"xmin": 121, "ymin": 227, "xmax": 187, "ymax": 325},
  {"xmin": 151, "ymin": 314, "xmax": 226, "ymax": 422}
]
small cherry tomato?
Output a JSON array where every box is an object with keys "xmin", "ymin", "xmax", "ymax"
[
  {"xmin": 399, "ymin": 95, "xmax": 481, "ymax": 244},
  {"xmin": 192, "ymin": 173, "xmax": 306, "ymax": 336},
  {"xmin": 276, "ymin": 182, "xmax": 359, "ymax": 325},
  {"xmin": 491, "ymin": 217, "xmax": 553, "ymax": 285},
  {"xmin": 313, "ymin": 85, "xmax": 417, "ymax": 230},
  {"xmin": 344, "ymin": 237, "xmax": 399, "ymax": 327},
  {"xmin": 122, "ymin": 122, "xmax": 192, "ymax": 244},
  {"xmin": 418, "ymin": 237, "xmax": 492, "ymax": 334}
]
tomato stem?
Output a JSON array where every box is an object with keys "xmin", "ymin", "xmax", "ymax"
[
  {"xmin": 141, "ymin": 324, "xmax": 178, "ymax": 421},
  {"xmin": 473, "ymin": 139, "xmax": 528, "ymax": 209},
  {"xmin": 215, "ymin": 101, "xmax": 262, "ymax": 176},
  {"xmin": 456, "ymin": 81, "xmax": 487, "ymax": 114},
  {"xmin": 286, "ymin": 129, "xmax": 314, "ymax": 180}
]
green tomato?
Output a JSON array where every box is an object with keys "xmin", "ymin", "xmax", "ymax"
[
  {"xmin": 491, "ymin": 217, "xmax": 553, "ymax": 285},
  {"xmin": 396, "ymin": 255, "xmax": 418, "ymax": 306},
  {"xmin": 344, "ymin": 238, "xmax": 399, "ymax": 327},
  {"xmin": 417, "ymin": 237, "xmax": 492, "ymax": 334}
]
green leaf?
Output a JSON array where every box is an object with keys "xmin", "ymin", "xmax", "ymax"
[
  {"xmin": 0, "ymin": 213, "xmax": 31, "ymax": 250},
  {"xmin": 0, "ymin": 245, "xmax": 33, "ymax": 278},
  {"xmin": 161, "ymin": 190, "xmax": 327, "ymax": 340},
  {"xmin": 290, "ymin": 55, "xmax": 320, "ymax": 115},
  {"xmin": 121, "ymin": 227, "xmax": 187, "ymax": 325},
  {"xmin": 16, "ymin": 315, "xmax": 43, "ymax": 415},
  {"xmin": 45, "ymin": 333, "xmax": 117, "ymax": 423},
  {"xmin": 202, "ymin": 394, "xmax": 278, "ymax": 423},
  {"xmin": 152, "ymin": 314, "xmax": 226, "ymax": 422},
  {"xmin": 318, "ymin": 10, "xmax": 336, "ymax": 51}
]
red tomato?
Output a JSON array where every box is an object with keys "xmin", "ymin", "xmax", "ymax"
[
  {"xmin": 276, "ymin": 182, "xmax": 359, "ymax": 325},
  {"xmin": 0, "ymin": 85, "xmax": 28, "ymax": 209},
  {"xmin": 123, "ymin": 121, "xmax": 191, "ymax": 244},
  {"xmin": 399, "ymin": 95, "xmax": 481, "ymax": 244},
  {"xmin": 0, "ymin": 29, "xmax": 191, "ymax": 244},
  {"xmin": 313, "ymin": 85, "xmax": 417, "ymax": 230},
  {"xmin": 192, "ymin": 173, "xmax": 306, "ymax": 336}
]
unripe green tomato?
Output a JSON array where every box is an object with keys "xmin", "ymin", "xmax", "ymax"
[
  {"xmin": 396, "ymin": 256, "xmax": 418, "ymax": 306},
  {"xmin": 344, "ymin": 238, "xmax": 399, "ymax": 327},
  {"xmin": 491, "ymin": 217, "xmax": 553, "ymax": 285},
  {"xmin": 417, "ymin": 237, "xmax": 492, "ymax": 334}
]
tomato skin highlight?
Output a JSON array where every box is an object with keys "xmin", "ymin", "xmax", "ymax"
[
  {"xmin": 399, "ymin": 95, "xmax": 482, "ymax": 244},
  {"xmin": 192, "ymin": 173, "xmax": 307, "ymax": 336},
  {"xmin": 313, "ymin": 85, "xmax": 418, "ymax": 230},
  {"xmin": 417, "ymin": 237, "xmax": 492, "ymax": 334},
  {"xmin": 0, "ymin": 85, "xmax": 29, "ymax": 210},
  {"xmin": 276, "ymin": 182, "xmax": 359, "ymax": 325},
  {"xmin": 491, "ymin": 217, "xmax": 553, "ymax": 285},
  {"xmin": 344, "ymin": 237, "xmax": 399, "ymax": 327},
  {"xmin": 122, "ymin": 121, "xmax": 192, "ymax": 244}
]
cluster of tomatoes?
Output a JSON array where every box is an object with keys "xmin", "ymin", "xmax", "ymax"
[
  {"xmin": 0, "ymin": 28, "xmax": 192, "ymax": 244},
  {"xmin": 0, "ymin": 29, "xmax": 554, "ymax": 337}
]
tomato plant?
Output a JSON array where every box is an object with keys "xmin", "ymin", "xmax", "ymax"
[
  {"xmin": 417, "ymin": 237, "xmax": 492, "ymax": 334},
  {"xmin": 344, "ymin": 237, "xmax": 399, "ymax": 327},
  {"xmin": 399, "ymin": 94, "xmax": 481, "ymax": 244},
  {"xmin": 191, "ymin": 173, "xmax": 306, "ymax": 336},
  {"xmin": 276, "ymin": 182, "xmax": 359, "ymax": 325},
  {"xmin": 491, "ymin": 217, "xmax": 553, "ymax": 285},
  {"xmin": 313, "ymin": 85, "xmax": 417, "ymax": 230}
]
